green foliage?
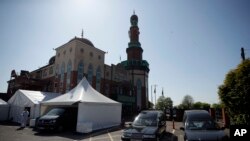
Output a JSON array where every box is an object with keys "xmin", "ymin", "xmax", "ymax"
[
  {"xmin": 155, "ymin": 96, "xmax": 173, "ymax": 111},
  {"xmin": 148, "ymin": 101, "xmax": 154, "ymax": 109},
  {"xmin": 192, "ymin": 101, "xmax": 210, "ymax": 109},
  {"xmin": 218, "ymin": 59, "xmax": 250, "ymax": 125},
  {"xmin": 178, "ymin": 95, "xmax": 194, "ymax": 109},
  {"xmin": 211, "ymin": 103, "xmax": 224, "ymax": 109}
]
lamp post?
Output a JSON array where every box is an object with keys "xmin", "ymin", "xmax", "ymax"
[{"xmin": 152, "ymin": 84, "xmax": 157, "ymax": 109}]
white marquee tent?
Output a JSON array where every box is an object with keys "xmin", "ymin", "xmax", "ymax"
[
  {"xmin": 8, "ymin": 90, "xmax": 60, "ymax": 123},
  {"xmin": 42, "ymin": 77, "xmax": 122, "ymax": 133},
  {"xmin": 0, "ymin": 98, "xmax": 9, "ymax": 121}
]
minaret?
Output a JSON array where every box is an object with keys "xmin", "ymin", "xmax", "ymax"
[
  {"xmin": 127, "ymin": 13, "xmax": 143, "ymax": 61},
  {"xmin": 122, "ymin": 12, "xmax": 150, "ymax": 110}
]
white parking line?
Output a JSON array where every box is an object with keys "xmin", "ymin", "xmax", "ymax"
[
  {"xmin": 108, "ymin": 132, "xmax": 114, "ymax": 141},
  {"xmin": 172, "ymin": 129, "xmax": 175, "ymax": 134},
  {"xmin": 179, "ymin": 135, "xmax": 184, "ymax": 141}
]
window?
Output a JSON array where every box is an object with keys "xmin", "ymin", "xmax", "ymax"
[
  {"xmin": 55, "ymin": 64, "xmax": 59, "ymax": 77},
  {"xmin": 43, "ymin": 69, "xmax": 47, "ymax": 77},
  {"xmin": 60, "ymin": 62, "xmax": 65, "ymax": 91},
  {"xmin": 98, "ymin": 55, "xmax": 101, "ymax": 60},
  {"xmin": 90, "ymin": 52, "xmax": 93, "ymax": 57},
  {"xmin": 80, "ymin": 48, "xmax": 84, "ymax": 53},
  {"xmin": 137, "ymin": 79, "xmax": 142, "ymax": 109},
  {"xmin": 66, "ymin": 60, "xmax": 72, "ymax": 92},
  {"xmin": 77, "ymin": 60, "xmax": 84, "ymax": 83},
  {"xmin": 96, "ymin": 66, "xmax": 101, "ymax": 92},
  {"xmin": 49, "ymin": 66, "xmax": 53, "ymax": 75},
  {"xmin": 87, "ymin": 64, "xmax": 93, "ymax": 85},
  {"xmin": 105, "ymin": 83, "xmax": 109, "ymax": 95}
]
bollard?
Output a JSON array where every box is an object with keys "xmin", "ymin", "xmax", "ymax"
[{"xmin": 172, "ymin": 119, "xmax": 175, "ymax": 129}]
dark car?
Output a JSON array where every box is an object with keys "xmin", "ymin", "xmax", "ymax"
[
  {"xmin": 121, "ymin": 110, "xmax": 166, "ymax": 141},
  {"xmin": 180, "ymin": 110, "xmax": 229, "ymax": 141},
  {"xmin": 36, "ymin": 107, "xmax": 77, "ymax": 131}
]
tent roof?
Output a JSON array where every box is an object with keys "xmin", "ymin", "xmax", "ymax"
[
  {"xmin": 0, "ymin": 98, "xmax": 8, "ymax": 105},
  {"xmin": 42, "ymin": 77, "xmax": 121, "ymax": 105},
  {"xmin": 8, "ymin": 89, "xmax": 60, "ymax": 106}
]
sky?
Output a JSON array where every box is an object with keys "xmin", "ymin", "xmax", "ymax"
[{"xmin": 1, "ymin": 0, "xmax": 250, "ymax": 106}]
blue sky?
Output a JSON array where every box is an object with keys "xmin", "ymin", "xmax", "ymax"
[{"xmin": 1, "ymin": 0, "xmax": 249, "ymax": 106}]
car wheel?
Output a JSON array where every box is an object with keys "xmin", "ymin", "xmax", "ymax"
[{"xmin": 57, "ymin": 125, "xmax": 64, "ymax": 132}]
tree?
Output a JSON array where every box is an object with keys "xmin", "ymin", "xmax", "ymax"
[
  {"xmin": 211, "ymin": 103, "xmax": 224, "ymax": 109},
  {"xmin": 192, "ymin": 102, "xmax": 210, "ymax": 110},
  {"xmin": 155, "ymin": 96, "xmax": 173, "ymax": 111},
  {"xmin": 178, "ymin": 95, "xmax": 194, "ymax": 109},
  {"xmin": 218, "ymin": 59, "xmax": 250, "ymax": 125},
  {"xmin": 148, "ymin": 101, "xmax": 154, "ymax": 109}
]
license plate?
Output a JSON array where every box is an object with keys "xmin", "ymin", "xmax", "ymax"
[{"xmin": 131, "ymin": 139, "xmax": 141, "ymax": 141}]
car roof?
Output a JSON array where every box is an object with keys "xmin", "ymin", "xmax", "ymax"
[
  {"xmin": 184, "ymin": 110, "xmax": 211, "ymax": 120},
  {"xmin": 141, "ymin": 110, "xmax": 163, "ymax": 114}
]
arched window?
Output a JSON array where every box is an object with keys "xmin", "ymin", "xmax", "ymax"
[
  {"xmin": 136, "ymin": 79, "xmax": 142, "ymax": 110},
  {"xmin": 77, "ymin": 60, "xmax": 84, "ymax": 83},
  {"xmin": 56, "ymin": 64, "xmax": 59, "ymax": 78},
  {"xmin": 66, "ymin": 60, "xmax": 72, "ymax": 92},
  {"xmin": 87, "ymin": 64, "xmax": 93, "ymax": 85},
  {"xmin": 96, "ymin": 66, "xmax": 101, "ymax": 92},
  {"xmin": 60, "ymin": 62, "xmax": 65, "ymax": 92}
]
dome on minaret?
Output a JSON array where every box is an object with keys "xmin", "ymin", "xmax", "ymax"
[
  {"xmin": 130, "ymin": 12, "xmax": 138, "ymax": 26},
  {"xmin": 130, "ymin": 14, "xmax": 138, "ymax": 22}
]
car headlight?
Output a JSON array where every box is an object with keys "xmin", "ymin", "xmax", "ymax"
[
  {"xmin": 123, "ymin": 132, "xmax": 132, "ymax": 137},
  {"xmin": 51, "ymin": 119, "xmax": 56, "ymax": 123},
  {"xmin": 143, "ymin": 134, "xmax": 156, "ymax": 138}
]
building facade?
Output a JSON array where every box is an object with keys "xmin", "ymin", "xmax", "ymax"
[{"xmin": 7, "ymin": 13, "xmax": 149, "ymax": 117}]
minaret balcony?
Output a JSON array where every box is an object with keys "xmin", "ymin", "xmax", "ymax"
[
  {"xmin": 128, "ymin": 42, "xmax": 141, "ymax": 48},
  {"xmin": 121, "ymin": 60, "xmax": 150, "ymax": 72}
]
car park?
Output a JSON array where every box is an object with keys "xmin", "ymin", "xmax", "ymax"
[
  {"xmin": 36, "ymin": 107, "xmax": 77, "ymax": 132},
  {"xmin": 180, "ymin": 110, "xmax": 229, "ymax": 141},
  {"xmin": 121, "ymin": 110, "xmax": 166, "ymax": 141}
]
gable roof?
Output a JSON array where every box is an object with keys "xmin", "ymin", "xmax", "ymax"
[
  {"xmin": 8, "ymin": 90, "xmax": 60, "ymax": 107},
  {"xmin": 42, "ymin": 77, "xmax": 121, "ymax": 106}
]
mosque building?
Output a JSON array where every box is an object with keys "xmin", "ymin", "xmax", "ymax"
[{"xmin": 7, "ymin": 13, "xmax": 150, "ymax": 116}]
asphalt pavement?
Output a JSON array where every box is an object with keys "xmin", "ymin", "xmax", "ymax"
[{"xmin": 0, "ymin": 121, "xmax": 229, "ymax": 141}]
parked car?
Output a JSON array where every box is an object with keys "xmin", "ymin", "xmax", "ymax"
[
  {"xmin": 36, "ymin": 107, "xmax": 77, "ymax": 131},
  {"xmin": 180, "ymin": 110, "xmax": 229, "ymax": 141},
  {"xmin": 121, "ymin": 110, "xmax": 166, "ymax": 141}
]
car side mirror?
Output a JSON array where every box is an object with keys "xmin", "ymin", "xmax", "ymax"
[
  {"xmin": 158, "ymin": 120, "xmax": 165, "ymax": 127},
  {"xmin": 180, "ymin": 127, "xmax": 185, "ymax": 131}
]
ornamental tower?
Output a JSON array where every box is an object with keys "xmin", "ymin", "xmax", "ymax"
[
  {"xmin": 127, "ymin": 12, "xmax": 143, "ymax": 61},
  {"xmin": 122, "ymin": 12, "xmax": 150, "ymax": 110}
]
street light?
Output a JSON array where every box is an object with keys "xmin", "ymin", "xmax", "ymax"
[{"xmin": 152, "ymin": 84, "xmax": 157, "ymax": 109}]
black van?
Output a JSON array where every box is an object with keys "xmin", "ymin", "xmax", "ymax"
[
  {"xmin": 36, "ymin": 107, "xmax": 77, "ymax": 131},
  {"xmin": 180, "ymin": 110, "xmax": 228, "ymax": 141},
  {"xmin": 121, "ymin": 110, "xmax": 166, "ymax": 141}
]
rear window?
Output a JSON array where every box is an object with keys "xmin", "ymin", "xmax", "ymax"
[
  {"xmin": 185, "ymin": 112, "xmax": 219, "ymax": 130},
  {"xmin": 133, "ymin": 112, "xmax": 158, "ymax": 127},
  {"xmin": 46, "ymin": 108, "xmax": 65, "ymax": 116}
]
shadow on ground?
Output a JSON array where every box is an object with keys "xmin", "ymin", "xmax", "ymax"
[
  {"xmin": 161, "ymin": 131, "xmax": 178, "ymax": 141},
  {"xmin": 33, "ymin": 125, "xmax": 122, "ymax": 140}
]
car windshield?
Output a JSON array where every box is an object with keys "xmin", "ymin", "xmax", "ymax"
[
  {"xmin": 132, "ymin": 112, "xmax": 157, "ymax": 127},
  {"xmin": 186, "ymin": 118, "xmax": 219, "ymax": 130},
  {"xmin": 46, "ymin": 108, "xmax": 65, "ymax": 116}
]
